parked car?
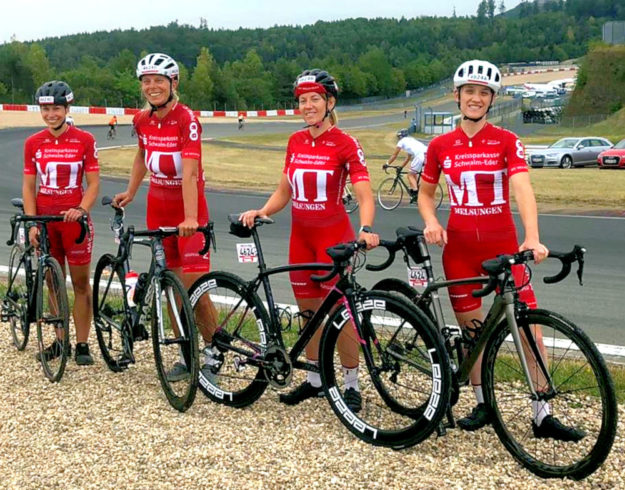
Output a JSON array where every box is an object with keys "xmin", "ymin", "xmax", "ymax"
[
  {"xmin": 529, "ymin": 137, "xmax": 613, "ymax": 168},
  {"xmin": 597, "ymin": 138, "xmax": 625, "ymax": 169}
]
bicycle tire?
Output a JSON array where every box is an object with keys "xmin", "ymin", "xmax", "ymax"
[
  {"xmin": 434, "ymin": 183, "xmax": 444, "ymax": 209},
  {"xmin": 5, "ymin": 244, "xmax": 31, "ymax": 350},
  {"xmin": 93, "ymin": 254, "xmax": 133, "ymax": 372},
  {"xmin": 151, "ymin": 270, "xmax": 199, "ymax": 412},
  {"xmin": 371, "ymin": 278, "xmax": 436, "ymax": 324},
  {"xmin": 377, "ymin": 177, "xmax": 403, "ymax": 210},
  {"xmin": 36, "ymin": 257, "xmax": 70, "ymax": 382},
  {"xmin": 319, "ymin": 290, "xmax": 451, "ymax": 448},
  {"xmin": 188, "ymin": 271, "xmax": 270, "ymax": 408},
  {"xmin": 343, "ymin": 178, "xmax": 359, "ymax": 214},
  {"xmin": 482, "ymin": 309, "xmax": 617, "ymax": 480}
]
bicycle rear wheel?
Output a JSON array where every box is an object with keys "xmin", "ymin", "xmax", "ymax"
[
  {"xmin": 188, "ymin": 272, "xmax": 269, "ymax": 408},
  {"xmin": 4, "ymin": 244, "xmax": 31, "ymax": 350},
  {"xmin": 36, "ymin": 257, "xmax": 70, "ymax": 382},
  {"xmin": 320, "ymin": 290, "xmax": 450, "ymax": 448},
  {"xmin": 93, "ymin": 254, "xmax": 133, "ymax": 372},
  {"xmin": 377, "ymin": 177, "xmax": 403, "ymax": 210},
  {"xmin": 433, "ymin": 182, "xmax": 444, "ymax": 209},
  {"xmin": 151, "ymin": 270, "xmax": 199, "ymax": 412},
  {"xmin": 483, "ymin": 309, "xmax": 617, "ymax": 480}
]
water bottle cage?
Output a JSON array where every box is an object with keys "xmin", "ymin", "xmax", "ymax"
[
  {"xmin": 461, "ymin": 318, "xmax": 485, "ymax": 349},
  {"xmin": 276, "ymin": 306, "xmax": 293, "ymax": 332}
]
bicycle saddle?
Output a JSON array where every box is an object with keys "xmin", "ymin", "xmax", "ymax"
[{"xmin": 228, "ymin": 214, "xmax": 274, "ymax": 238}]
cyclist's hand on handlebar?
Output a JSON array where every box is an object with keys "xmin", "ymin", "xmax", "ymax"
[
  {"xmin": 358, "ymin": 230, "xmax": 380, "ymax": 250},
  {"xmin": 28, "ymin": 227, "xmax": 40, "ymax": 248},
  {"xmin": 519, "ymin": 239, "xmax": 549, "ymax": 264},
  {"xmin": 423, "ymin": 221, "xmax": 447, "ymax": 247},
  {"xmin": 239, "ymin": 209, "xmax": 268, "ymax": 228},
  {"xmin": 61, "ymin": 207, "xmax": 86, "ymax": 222},
  {"xmin": 178, "ymin": 217, "xmax": 199, "ymax": 237},
  {"xmin": 112, "ymin": 191, "xmax": 133, "ymax": 208}
]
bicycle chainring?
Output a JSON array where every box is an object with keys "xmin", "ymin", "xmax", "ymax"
[{"xmin": 262, "ymin": 344, "xmax": 293, "ymax": 389}]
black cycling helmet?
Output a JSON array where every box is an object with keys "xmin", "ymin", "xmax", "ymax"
[
  {"xmin": 35, "ymin": 80, "xmax": 74, "ymax": 106},
  {"xmin": 293, "ymin": 69, "xmax": 339, "ymax": 100},
  {"xmin": 397, "ymin": 129, "xmax": 409, "ymax": 139}
]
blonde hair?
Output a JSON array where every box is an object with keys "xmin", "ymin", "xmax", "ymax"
[{"xmin": 328, "ymin": 96, "xmax": 339, "ymax": 126}]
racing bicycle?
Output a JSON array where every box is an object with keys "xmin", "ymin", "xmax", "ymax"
[
  {"xmin": 341, "ymin": 177, "xmax": 359, "ymax": 214},
  {"xmin": 366, "ymin": 227, "xmax": 617, "ymax": 480},
  {"xmin": 2, "ymin": 198, "xmax": 89, "ymax": 382},
  {"xmin": 92, "ymin": 196, "xmax": 213, "ymax": 412},
  {"xmin": 187, "ymin": 215, "xmax": 452, "ymax": 448},
  {"xmin": 377, "ymin": 165, "xmax": 444, "ymax": 211}
]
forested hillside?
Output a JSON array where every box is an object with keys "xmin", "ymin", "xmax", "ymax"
[
  {"xmin": 0, "ymin": 0, "xmax": 622, "ymax": 110},
  {"xmin": 565, "ymin": 44, "xmax": 625, "ymax": 117}
]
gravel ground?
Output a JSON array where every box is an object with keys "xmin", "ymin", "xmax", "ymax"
[{"xmin": 0, "ymin": 326, "xmax": 623, "ymax": 490}]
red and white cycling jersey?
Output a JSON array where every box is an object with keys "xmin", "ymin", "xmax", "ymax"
[
  {"xmin": 23, "ymin": 126, "xmax": 99, "ymax": 212},
  {"xmin": 284, "ymin": 126, "xmax": 370, "ymax": 226},
  {"xmin": 422, "ymin": 123, "xmax": 528, "ymax": 240},
  {"xmin": 134, "ymin": 102, "xmax": 204, "ymax": 194}
]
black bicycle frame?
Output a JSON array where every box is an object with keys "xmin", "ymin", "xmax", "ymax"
[{"xmin": 226, "ymin": 227, "xmax": 368, "ymax": 374}]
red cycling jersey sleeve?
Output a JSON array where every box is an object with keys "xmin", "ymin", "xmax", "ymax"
[
  {"xmin": 283, "ymin": 127, "xmax": 370, "ymax": 226},
  {"xmin": 422, "ymin": 123, "xmax": 529, "ymax": 240},
  {"xmin": 23, "ymin": 126, "xmax": 99, "ymax": 212}
]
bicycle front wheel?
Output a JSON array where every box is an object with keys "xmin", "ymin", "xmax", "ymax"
[
  {"xmin": 320, "ymin": 290, "xmax": 451, "ymax": 449},
  {"xmin": 93, "ymin": 254, "xmax": 133, "ymax": 372},
  {"xmin": 36, "ymin": 257, "xmax": 70, "ymax": 382},
  {"xmin": 483, "ymin": 309, "xmax": 617, "ymax": 480},
  {"xmin": 377, "ymin": 177, "xmax": 403, "ymax": 210},
  {"xmin": 151, "ymin": 270, "xmax": 199, "ymax": 412},
  {"xmin": 4, "ymin": 244, "xmax": 31, "ymax": 350},
  {"xmin": 188, "ymin": 272, "xmax": 269, "ymax": 408}
]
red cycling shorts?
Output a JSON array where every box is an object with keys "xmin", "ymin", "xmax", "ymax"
[
  {"xmin": 289, "ymin": 216, "xmax": 355, "ymax": 299},
  {"xmin": 442, "ymin": 231, "xmax": 537, "ymax": 313},
  {"xmin": 46, "ymin": 217, "xmax": 95, "ymax": 267},
  {"xmin": 146, "ymin": 186, "xmax": 210, "ymax": 273}
]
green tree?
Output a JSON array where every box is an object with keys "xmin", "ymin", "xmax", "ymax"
[
  {"xmin": 25, "ymin": 44, "xmax": 53, "ymax": 89},
  {"xmin": 187, "ymin": 47, "xmax": 215, "ymax": 110}
]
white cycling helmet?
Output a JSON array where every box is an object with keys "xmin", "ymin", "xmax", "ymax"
[
  {"xmin": 453, "ymin": 60, "xmax": 501, "ymax": 92},
  {"xmin": 136, "ymin": 53, "xmax": 179, "ymax": 80}
]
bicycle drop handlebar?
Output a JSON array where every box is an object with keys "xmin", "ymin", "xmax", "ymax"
[
  {"xmin": 310, "ymin": 241, "xmax": 368, "ymax": 283},
  {"xmin": 472, "ymin": 245, "xmax": 586, "ymax": 298},
  {"xmin": 101, "ymin": 195, "xmax": 215, "ymax": 255},
  {"xmin": 7, "ymin": 214, "xmax": 90, "ymax": 246}
]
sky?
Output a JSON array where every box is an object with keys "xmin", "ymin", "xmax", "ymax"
[{"xmin": 2, "ymin": 0, "xmax": 523, "ymax": 45}]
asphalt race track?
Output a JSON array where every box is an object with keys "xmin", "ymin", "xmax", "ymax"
[{"xmin": 0, "ymin": 116, "xmax": 623, "ymax": 348}]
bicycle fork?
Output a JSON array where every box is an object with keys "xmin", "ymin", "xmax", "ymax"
[{"xmin": 502, "ymin": 291, "xmax": 554, "ymax": 401}]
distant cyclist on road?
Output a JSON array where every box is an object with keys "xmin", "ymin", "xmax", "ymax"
[
  {"xmin": 65, "ymin": 114, "xmax": 74, "ymax": 126},
  {"xmin": 238, "ymin": 113, "xmax": 245, "ymax": 130},
  {"xmin": 385, "ymin": 129, "xmax": 427, "ymax": 203},
  {"xmin": 108, "ymin": 115, "xmax": 118, "ymax": 138}
]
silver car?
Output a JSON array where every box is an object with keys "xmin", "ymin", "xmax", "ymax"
[{"xmin": 529, "ymin": 137, "xmax": 613, "ymax": 168}]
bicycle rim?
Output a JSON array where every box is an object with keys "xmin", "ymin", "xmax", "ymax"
[
  {"xmin": 320, "ymin": 291, "xmax": 450, "ymax": 448},
  {"xmin": 483, "ymin": 309, "xmax": 617, "ymax": 480},
  {"xmin": 188, "ymin": 272, "xmax": 269, "ymax": 408},
  {"xmin": 151, "ymin": 270, "xmax": 199, "ymax": 412},
  {"xmin": 5, "ymin": 245, "xmax": 30, "ymax": 350},
  {"xmin": 377, "ymin": 178, "xmax": 403, "ymax": 210},
  {"xmin": 37, "ymin": 257, "xmax": 70, "ymax": 382},
  {"xmin": 93, "ymin": 254, "xmax": 133, "ymax": 372}
]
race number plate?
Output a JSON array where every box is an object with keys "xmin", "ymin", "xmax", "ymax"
[
  {"xmin": 237, "ymin": 243, "xmax": 258, "ymax": 263},
  {"xmin": 407, "ymin": 265, "xmax": 427, "ymax": 288}
]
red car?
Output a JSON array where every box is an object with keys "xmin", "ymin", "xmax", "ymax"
[{"xmin": 598, "ymin": 138, "xmax": 625, "ymax": 169}]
